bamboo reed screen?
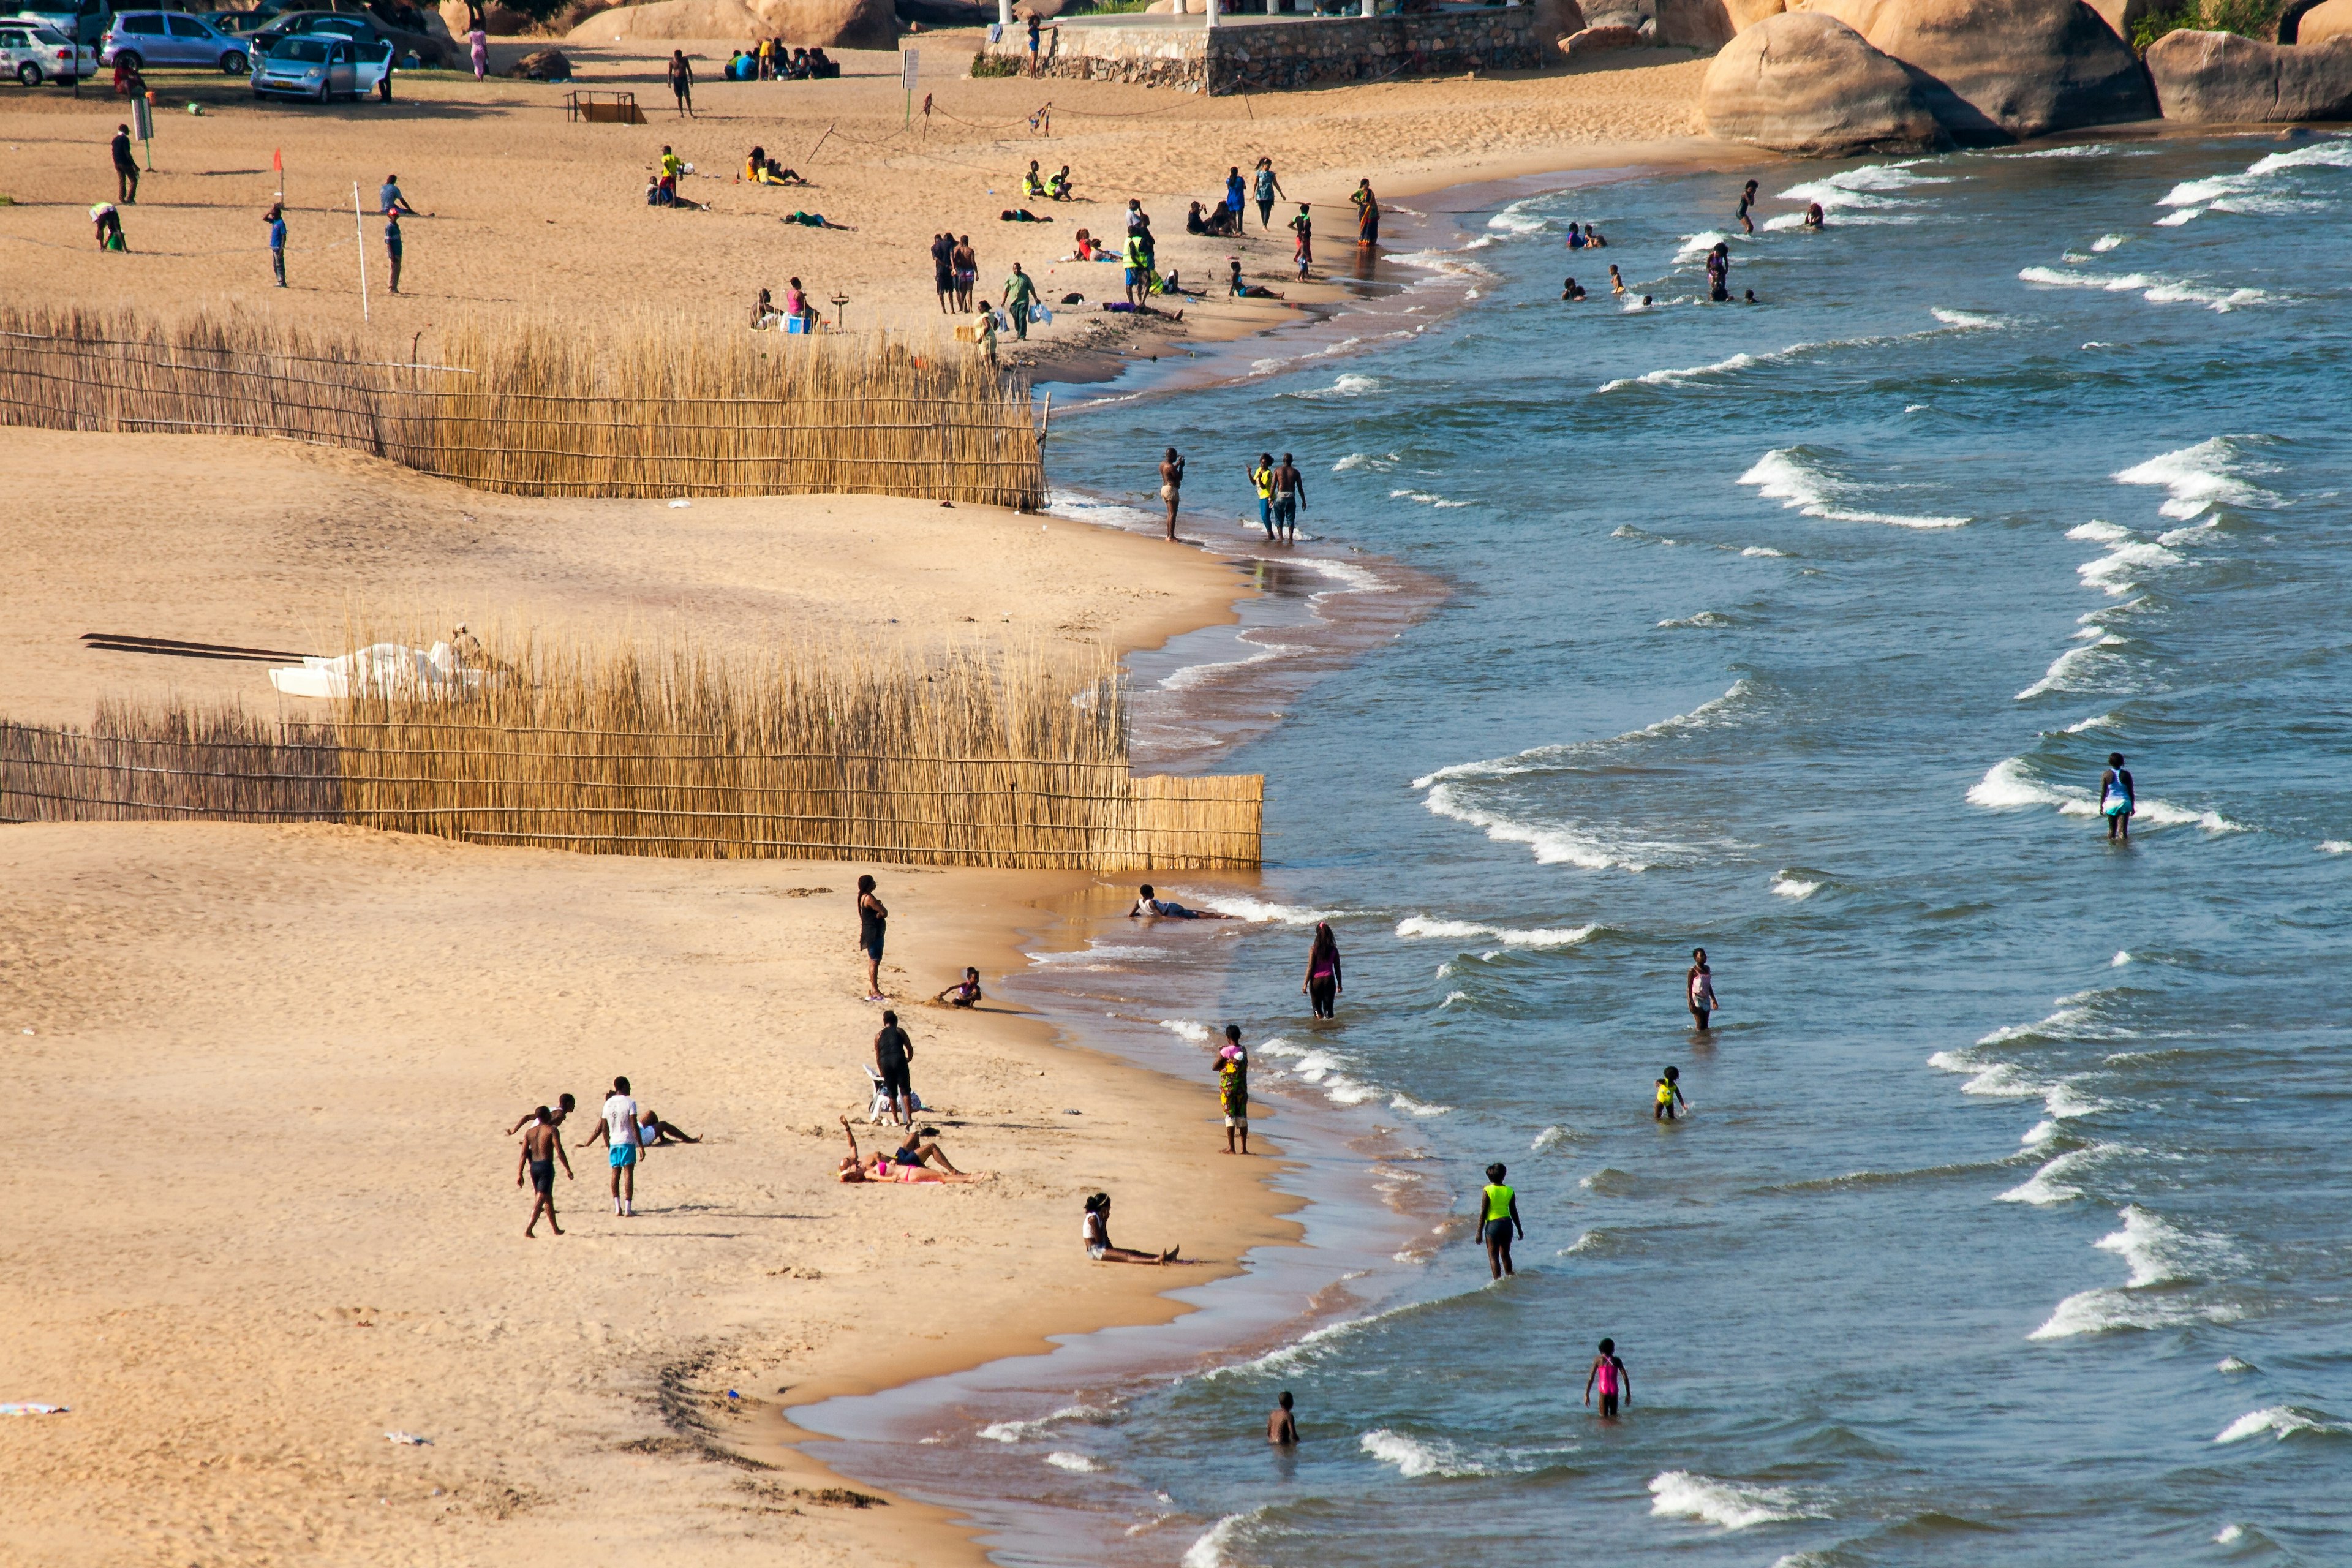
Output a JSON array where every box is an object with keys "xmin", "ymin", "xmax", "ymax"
[
  {"xmin": 0, "ymin": 306, "xmax": 1043, "ymax": 508},
  {"xmin": 0, "ymin": 644, "xmax": 1261, "ymax": 870}
]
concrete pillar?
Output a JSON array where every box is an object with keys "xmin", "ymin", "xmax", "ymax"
[
  {"xmin": 998, "ymin": 0, "xmax": 1011, "ymax": 24},
  {"xmin": 1359, "ymin": 0, "xmax": 1374, "ymax": 15},
  {"xmin": 1205, "ymin": 0, "xmax": 1220, "ymax": 24}
]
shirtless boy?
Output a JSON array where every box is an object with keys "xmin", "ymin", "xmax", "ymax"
[
  {"xmin": 1267, "ymin": 1390, "xmax": 1299, "ymax": 1446},
  {"xmin": 507, "ymin": 1091, "xmax": 575, "ymax": 1136},
  {"xmin": 517, "ymin": 1106, "xmax": 575, "ymax": 1237}
]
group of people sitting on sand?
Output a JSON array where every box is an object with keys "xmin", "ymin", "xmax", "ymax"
[
  {"xmin": 1022, "ymin": 161, "xmax": 1074, "ymax": 202},
  {"xmin": 724, "ymin": 41, "xmax": 837, "ymax": 80},
  {"xmin": 751, "ymin": 280, "xmax": 822, "ymax": 331},
  {"xmin": 743, "ymin": 146, "xmax": 808, "ymax": 186}
]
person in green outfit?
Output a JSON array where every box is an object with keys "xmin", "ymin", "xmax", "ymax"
[
  {"xmin": 1001, "ymin": 261, "xmax": 1036, "ymax": 341},
  {"xmin": 1477, "ymin": 1161, "xmax": 1522, "ymax": 1279}
]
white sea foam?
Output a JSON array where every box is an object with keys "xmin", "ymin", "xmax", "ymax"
[
  {"xmin": 1419, "ymin": 780, "xmax": 1689, "ymax": 871},
  {"xmin": 1532, "ymin": 1125, "xmax": 1572, "ymax": 1151},
  {"xmin": 2155, "ymin": 208, "xmax": 2200, "ymax": 225},
  {"xmin": 1194, "ymin": 895, "xmax": 1346, "ymax": 925},
  {"xmin": 2018, "ymin": 265, "xmax": 2269, "ymax": 311},
  {"xmin": 2091, "ymin": 233, "xmax": 2128, "ymax": 251},
  {"xmin": 1159, "ymin": 1019, "xmax": 1213, "ymax": 1045},
  {"xmin": 1044, "ymin": 1451, "xmax": 1107, "ymax": 1472},
  {"xmin": 2015, "ymin": 636, "xmax": 2124, "ymax": 700},
  {"xmin": 1294, "ymin": 373, "xmax": 1384, "ymax": 399},
  {"xmin": 1561, "ymin": 1230, "xmax": 1606, "ymax": 1253},
  {"xmin": 1742, "ymin": 545, "xmax": 1790, "ymax": 557},
  {"xmin": 1672, "ymin": 228, "xmax": 1740, "ymax": 265},
  {"xmin": 2218, "ymin": 1355, "xmax": 2258, "ymax": 1373},
  {"xmin": 1395, "ymin": 915, "xmax": 1598, "ymax": 948},
  {"xmin": 1931, "ymin": 307, "xmax": 2006, "ymax": 329},
  {"xmin": 1486, "ymin": 201, "xmax": 1550, "ymax": 233},
  {"xmin": 978, "ymin": 1404, "xmax": 1102, "ymax": 1442},
  {"xmin": 1999, "ymin": 1143, "xmax": 2111, "ymax": 1205},
  {"xmin": 1439, "ymin": 990, "xmax": 1471, "ymax": 1008},
  {"xmin": 1657, "ymin": 611, "xmax": 1736, "ymax": 629},
  {"xmin": 2214, "ymin": 1406, "xmax": 2346, "ymax": 1444},
  {"xmin": 2030, "ymin": 1288, "xmax": 2232, "ymax": 1340},
  {"xmin": 1390, "ymin": 488, "xmax": 1470, "ymax": 509},
  {"xmin": 2111, "ymin": 950, "xmax": 2133, "ymax": 967},
  {"xmin": 2114, "ymin": 436, "xmax": 2275, "ymax": 519},
  {"xmin": 1597, "ymin": 351, "xmax": 1760, "ymax": 394},
  {"xmin": 2322, "ymin": 840, "xmax": 2352, "ymax": 854},
  {"xmin": 1771, "ymin": 873, "xmax": 1822, "ymax": 899},
  {"xmin": 2215, "ymin": 1525, "xmax": 2247, "ymax": 1544},
  {"xmin": 1360, "ymin": 1429, "xmax": 1490, "ymax": 1478},
  {"xmin": 2099, "ymin": 1203, "xmax": 2226, "ymax": 1286},
  {"xmin": 2079, "ymin": 539, "xmax": 2183, "ymax": 594},
  {"xmin": 2067, "ymin": 519, "xmax": 2131, "ymax": 541},
  {"xmin": 1966, "ymin": 756, "xmax": 2083, "ymax": 812},
  {"xmin": 1180, "ymin": 1507, "xmax": 1268, "ymax": 1568},
  {"xmin": 2064, "ymin": 712, "xmax": 2121, "ymax": 733},
  {"xmin": 1415, "ymin": 680, "xmax": 1757, "ymax": 791},
  {"xmin": 1391, "ymin": 1093, "xmax": 1451, "ymax": 1117},
  {"xmin": 1648, "ymin": 1471, "xmax": 1810, "ymax": 1530},
  {"xmin": 1740, "ymin": 448, "xmax": 1969, "ymax": 529}
]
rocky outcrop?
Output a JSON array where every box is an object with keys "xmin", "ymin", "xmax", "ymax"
[
  {"xmin": 1793, "ymin": 0, "xmax": 2155, "ymax": 138},
  {"xmin": 2081, "ymin": 0, "xmax": 2154, "ymax": 43},
  {"xmin": 2292, "ymin": 0, "xmax": 2352, "ymax": 41},
  {"xmin": 571, "ymin": 0, "xmax": 895, "ymax": 44},
  {"xmin": 438, "ymin": 0, "xmax": 534, "ymax": 36},
  {"xmin": 1702, "ymin": 10, "xmax": 1940, "ymax": 151},
  {"xmin": 2145, "ymin": 27, "xmax": 2352, "ymax": 119},
  {"xmin": 506, "ymin": 45, "xmax": 571, "ymax": 76},
  {"xmin": 1563, "ymin": 21, "xmax": 1645, "ymax": 53}
]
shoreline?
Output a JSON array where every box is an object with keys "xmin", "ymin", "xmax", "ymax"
[{"xmin": 753, "ymin": 145, "xmax": 1717, "ymax": 1564}]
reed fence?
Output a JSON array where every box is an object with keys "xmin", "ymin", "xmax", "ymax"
[
  {"xmin": 0, "ymin": 640, "xmax": 1261, "ymax": 870},
  {"xmin": 0, "ymin": 306, "xmax": 1042, "ymax": 508}
]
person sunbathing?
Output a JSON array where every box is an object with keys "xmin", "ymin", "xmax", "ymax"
[
  {"xmin": 1000, "ymin": 208, "xmax": 1052, "ymax": 224},
  {"xmin": 1083, "ymin": 1193, "xmax": 1178, "ymax": 1264},
  {"xmin": 934, "ymin": 967, "xmax": 984, "ymax": 1008},
  {"xmin": 892, "ymin": 1125, "xmax": 965, "ymax": 1174},
  {"xmin": 783, "ymin": 210, "xmax": 851, "ymax": 229},
  {"xmin": 838, "ymin": 1117, "xmax": 976, "ymax": 1182}
]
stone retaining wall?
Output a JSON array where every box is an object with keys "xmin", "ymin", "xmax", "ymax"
[{"xmin": 979, "ymin": 8, "xmax": 1544, "ymax": 92}]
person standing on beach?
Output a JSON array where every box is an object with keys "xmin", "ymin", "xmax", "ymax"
[
  {"xmin": 1267, "ymin": 1390, "xmax": 1298, "ymax": 1445},
  {"xmin": 110, "ymin": 124, "xmax": 140, "ymax": 204},
  {"xmin": 931, "ymin": 232, "xmax": 956, "ymax": 314},
  {"xmin": 1253, "ymin": 157, "xmax": 1283, "ymax": 230},
  {"xmin": 382, "ymin": 208, "xmax": 405, "ymax": 294},
  {"xmin": 578, "ymin": 1076, "xmax": 641, "ymax": 1216},
  {"xmin": 517, "ymin": 1106, "xmax": 573, "ymax": 1237},
  {"xmin": 1687, "ymin": 948, "xmax": 1716, "ymax": 1031},
  {"xmin": 1216, "ymin": 1024, "xmax": 1250, "ymax": 1155},
  {"xmin": 1272, "ymin": 453, "xmax": 1304, "ymax": 543},
  {"xmin": 1001, "ymin": 260, "xmax": 1036, "ymax": 342},
  {"xmin": 875, "ymin": 1010, "xmax": 914, "ymax": 1129},
  {"xmin": 952, "ymin": 235, "xmax": 978, "ymax": 312},
  {"xmin": 1736, "ymin": 178, "xmax": 1759, "ymax": 234},
  {"xmin": 1654, "ymin": 1066, "xmax": 1689, "ymax": 1121},
  {"xmin": 1290, "ymin": 202, "xmax": 1313, "ymax": 279},
  {"xmin": 265, "ymin": 203, "xmax": 287, "ymax": 288},
  {"xmin": 1351, "ymin": 179, "xmax": 1380, "ymax": 247},
  {"xmin": 468, "ymin": 22, "xmax": 488, "ymax": 78},
  {"xmin": 668, "ymin": 49, "xmax": 694, "ymax": 116},
  {"xmin": 1303, "ymin": 920, "xmax": 1341, "ymax": 1018},
  {"xmin": 2100, "ymin": 752, "xmax": 2135, "ymax": 841},
  {"xmin": 1123, "ymin": 227, "xmax": 1151, "ymax": 308},
  {"xmin": 1584, "ymin": 1338, "xmax": 1632, "ymax": 1417},
  {"xmin": 1246, "ymin": 453, "xmax": 1275, "ymax": 540},
  {"xmin": 1477, "ymin": 1162, "xmax": 1521, "ymax": 1279},
  {"xmin": 856, "ymin": 874, "xmax": 888, "ymax": 1000},
  {"xmin": 1159, "ymin": 447, "xmax": 1185, "ymax": 541},
  {"xmin": 1224, "ymin": 165, "xmax": 1246, "ymax": 225}
]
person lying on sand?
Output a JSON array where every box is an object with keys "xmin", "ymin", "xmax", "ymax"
[
  {"xmin": 934, "ymin": 968, "xmax": 984, "ymax": 1008},
  {"xmin": 837, "ymin": 1117, "xmax": 977, "ymax": 1182},
  {"xmin": 783, "ymin": 210, "xmax": 851, "ymax": 230},
  {"xmin": 892, "ymin": 1125, "xmax": 965, "ymax": 1174},
  {"xmin": 1083, "ymin": 1193, "xmax": 1178, "ymax": 1264},
  {"xmin": 1129, "ymin": 883, "xmax": 1234, "ymax": 919},
  {"xmin": 508, "ymin": 1092, "xmax": 575, "ymax": 1136},
  {"xmin": 635, "ymin": 1109, "xmax": 699, "ymax": 1147}
]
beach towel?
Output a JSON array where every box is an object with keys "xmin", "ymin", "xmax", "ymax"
[{"xmin": 0, "ymin": 1403, "xmax": 68, "ymax": 1416}]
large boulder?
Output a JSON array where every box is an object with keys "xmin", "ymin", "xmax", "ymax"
[
  {"xmin": 1564, "ymin": 21, "xmax": 1646, "ymax": 52},
  {"xmin": 2145, "ymin": 28, "xmax": 2352, "ymax": 118},
  {"xmin": 438, "ymin": 0, "xmax": 534, "ymax": 34},
  {"xmin": 2293, "ymin": 0, "xmax": 2352, "ymax": 40},
  {"xmin": 2081, "ymin": 0, "xmax": 2154, "ymax": 42},
  {"xmin": 573, "ymin": 0, "xmax": 895, "ymax": 44},
  {"xmin": 1531, "ymin": 0, "xmax": 1591, "ymax": 48},
  {"xmin": 1702, "ymin": 10, "xmax": 1940, "ymax": 151},
  {"xmin": 1793, "ymin": 0, "xmax": 2156, "ymax": 139},
  {"xmin": 1657, "ymin": 0, "xmax": 1736, "ymax": 48}
]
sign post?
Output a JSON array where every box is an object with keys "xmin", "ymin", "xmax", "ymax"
[
  {"xmin": 130, "ymin": 94, "xmax": 153, "ymax": 170},
  {"xmin": 901, "ymin": 48, "xmax": 918, "ymax": 126},
  {"xmin": 353, "ymin": 182, "xmax": 369, "ymax": 323}
]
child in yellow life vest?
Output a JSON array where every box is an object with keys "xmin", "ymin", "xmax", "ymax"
[
  {"xmin": 1654, "ymin": 1066, "xmax": 1689, "ymax": 1121},
  {"xmin": 1477, "ymin": 1162, "xmax": 1522, "ymax": 1279}
]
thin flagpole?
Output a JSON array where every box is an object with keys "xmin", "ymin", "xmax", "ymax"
[{"xmin": 353, "ymin": 181, "xmax": 368, "ymax": 322}]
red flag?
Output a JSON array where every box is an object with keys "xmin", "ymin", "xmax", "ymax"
[{"xmin": 273, "ymin": 148, "xmax": 283, "ymax": 173}]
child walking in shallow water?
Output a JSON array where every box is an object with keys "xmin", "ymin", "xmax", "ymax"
[
  {"xmin": 1654, "ymin": 1066, "xmax": 1689, "ymax": 1121},
  {"xmin": 1584, "ymin": 1337, "xmax": 1632, "ymax": 1416}
]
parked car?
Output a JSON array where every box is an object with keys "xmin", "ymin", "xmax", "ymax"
[
  {"xmin": 9, "ymin": 0, "xmax": 111, "ymax": 48},
  {"xmin": 99, "ymin": 9, "xmax": 247, "ymax": 70},
  {"xmin": 0, "ymin": 16, "xmax": 94, "ymax": 80},
  {"xmin": 249, "ymin": 7, "xmax": 442, "ymax": 65},
  {"xmin": 249, "ymin": 26, "xmax": 388, "ymax": 97}
]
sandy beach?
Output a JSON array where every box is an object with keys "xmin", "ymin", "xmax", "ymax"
[
  {"xmin": 0, "ymin": 39, "xmax": 1724, "ymax": 368},
  {"xmin": 2, "ymin": 33, "xmax": 1738, "ymax": 1566}
]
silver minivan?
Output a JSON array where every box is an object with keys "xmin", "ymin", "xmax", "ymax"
[{"xmin": 99, "ymin": 10, "xmax": 247, "ymax": 72}]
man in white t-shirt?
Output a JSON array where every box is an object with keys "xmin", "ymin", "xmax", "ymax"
[{"xmin": 578, "ymin": 1075, "xmax": 643, "ymax": 1216}]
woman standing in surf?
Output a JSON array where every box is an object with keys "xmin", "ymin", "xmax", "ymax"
[
  {"xmin": 1303, "ymin": 921, "xmax": 1343, "ymax": 1019},
  {"xmin": 1687, "ymin": 948, "xmax": 1717, "ymax": 1031}
]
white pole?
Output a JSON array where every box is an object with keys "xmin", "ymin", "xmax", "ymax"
[
  {"xmin": 353, "ymin": 181, "xmax": 369, "ymax": 323},
  {"xmin": 997, "ymin": 0, "xmax": 1011, "ymax": 24},
  {"xmin": 1359, "ymin": 0, "xmax": 1373, "ymax": 15},
  {"xmin": 1205, "ymin": 0, "xmax": 1220, "ymax": 24}
]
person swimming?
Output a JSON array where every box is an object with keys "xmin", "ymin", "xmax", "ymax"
[
  {"xmin": 1804, "ymin": 202, "xmax": 1826, "ymax": 228},
  {"xmin": 1562, "ymin": 276, "xmax": 1586, "ymax": 301}
]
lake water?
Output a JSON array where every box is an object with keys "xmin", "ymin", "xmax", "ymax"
[{"xmin": 811, "ymin": 132, "xmax": 2352, "ymax": 1565}]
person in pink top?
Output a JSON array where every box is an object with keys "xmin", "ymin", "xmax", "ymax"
[
  {"xmin": 1583, "ymin": 1337, "xmax": 1632, "ymax": 1419},
  {"xmin": 1302, "ymin": 921, "xmax": 1343, "ymax": 1019}
]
